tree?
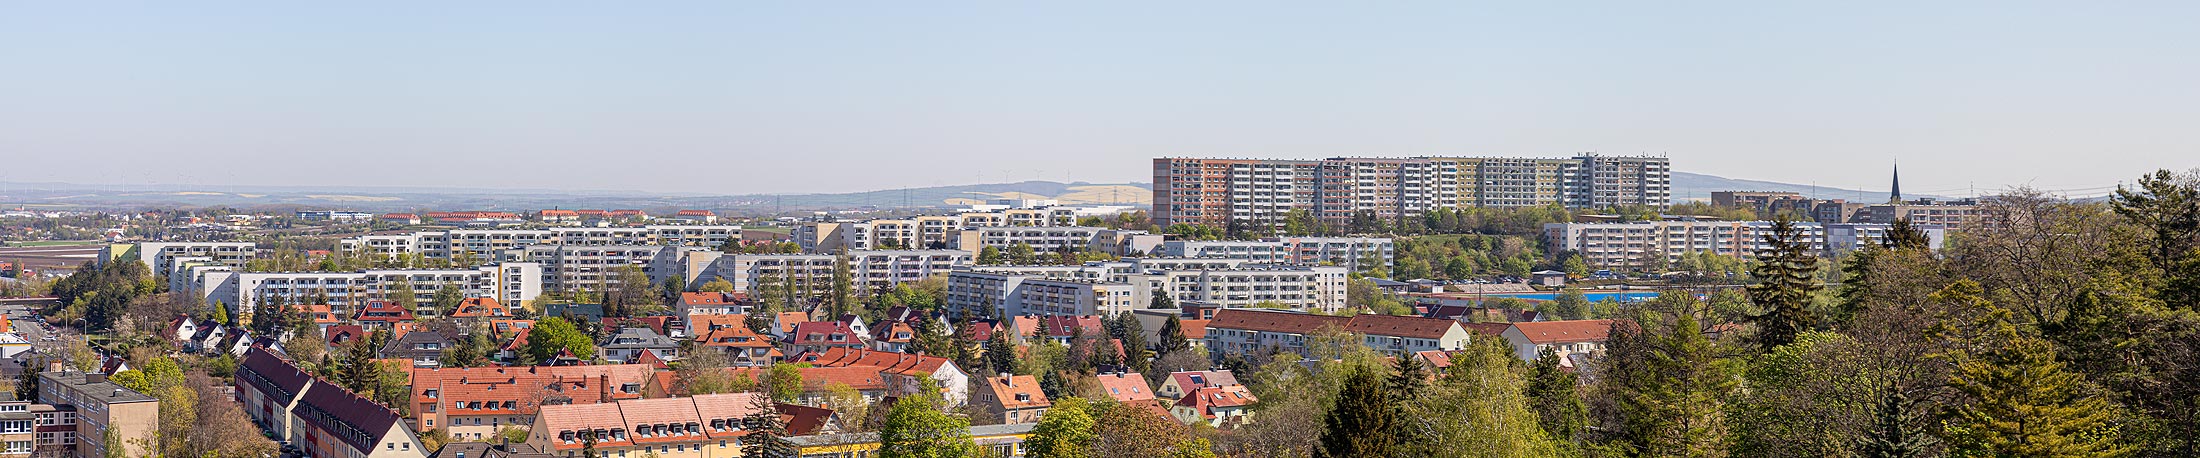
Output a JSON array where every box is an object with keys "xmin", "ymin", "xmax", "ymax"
[
  {"xmin": 388, "ymin": 277, "xmax": 418, "ymax": 311},
  {"xmin": 1526, "ymin": 349, "xmax": 1586, "ymax": 444},
  {"xmin": 1933, "ymin": 280, "xmax": 2128, "ymax": 457},
  {"xmin": 985, "ymin": 322, "xmax": 1017, "ymax": 375},
  {"xmin": 829, "ymin": 253, "xmax": 857, "ymax": 318},
  {"xmin": 978, "ymin": 246, "xmax": 1005, "ymax": 265},
  {"xmin": 1746, "ymin": 218, "xmax": 1823, "ymax": 352},
  {"xmin": 432, "ymin": 283, "xmax": 464, "ymax": 315},
  {"xmin": 698, "ymin": 278, "xmax": 736, "ymax": 293},
  {"xmin": 1588, "ymin": 293, "xmax": 1737, "ymax": 457},
  {"xmin": 740, "ymin": 391, "xmax": 799, "ymax": 458},
  {"xmin": 208, "ymin": 300, "xmax": 230, "ymax": 326},
  {"xmin": 821, "ymin": 382, "xmax": 873, "ymax": 433},
  {"xmin": 1026, "ymin": 397, "xmax": 1098, "ymax": 458},
  {"xmin": 1855, "ymin": 385, "xmax": 1934, "ymax": 458},
  {"xmin": 525, "ymin": 316, "xmax": 595, "ymax": 363},
  {"xmin": 440, "ymin": 330, "xmax": 492, "ymax": 368},
  {"xmin": 1315, "ymin": 366, "xmax": 1399, "ymax": 458},
  {"xmin": 1545, "ymin": 288, "xmax": 1590, "ymax": 321},
  {"xmin": 1563, "ymin": 254, "xmax": 1591, "ymax": 278},
  {"xmin": 1156, "ymin": 315, "xmax": 1192, "ymax": 357},
  {"xmin": 763, "ymin": 363, "xmax": 805, "ymax": 402},
  {"xmin": 15, "ymin": 359, "xmax": 38, "ymax": 402},
  {"xmin": 1008, "ymin": 243, "xmax": 1037, "ymax": 265},
  {"xmin": 878, "ymin": 381, "xmax": 975, "ymax": 458}
]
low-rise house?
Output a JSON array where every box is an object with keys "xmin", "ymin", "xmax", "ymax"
[
  {"xmin": 38, "ymin": 371, "xmax": 161, "ymax": 458},
  {"xmin": 1094, "ymin": 372, "xmax": 1155, "ymax": 404},
  {"xmin": 448, "ymin": 298, "xmax": 512, "ymax": 323},
  {"xmin": 1502, "ymin": 320, "xmax": 1614, "ymax": 362},
  {"xmin": 601, "ymin": 328, "xmax": 679, "ymax": 364},
  {"xmin": 973, "ymin": 375, "xmax": 1050, "ymax": 424},
  {"xmin": 383, "ymin": 331, "xmax": 459, "ymax": 368},
  {"xmin": 868, "ymin": 322, "xmax": 916, "ymax": 353},
  {"xmin": 1156, "ymin": 370, "xmax": 1238, "ymax": 400},
  {"xmin": 693, "ymin": 325, "xmax": 778, "ymax": 368},
  {"xmin": 1204, "ymin": 308, "xmax": 1472, "ymax": 359},
  {"xmin": 676, "ymin": 292, "xmax": 746, "ymax": 317},
  {"xmin": 238, "ymin": 347, "xmax": 314, "ymax": 445},
  {"xmin": 356, "ymin": 300, "xmax": 416, "ymax": 330},
  {"xmin": 783, "ymin": 321, "xmax": 864, "ymax": 357},
  {"xmin": 1171, "ymin": 385, "xmax": 1256, "ymax": 427},
  {"xmin": 685, "ymin": 314, "xmax": 749, "ymax": 338},
  {"xmin": 806, "ymin": 348, "xmax": 971, "ymax": 405},
  {"xmin": 327, "ymin": 325, "xmax": 368, "ymax": 346}
]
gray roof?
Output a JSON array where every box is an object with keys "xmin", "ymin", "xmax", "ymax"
[
  {"xmin": 602, "ymin": 327, "xmax": 676, "ymax": 349},
  {"xmin": 40, "ymin": 372, "xmax": 158, "ymax": 404}
]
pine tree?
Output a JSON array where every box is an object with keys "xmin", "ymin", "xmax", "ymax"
[
  {"xmin": 1527, "ymin": 349, "xmax": 1587, "ymax": 444},
  {"xmin": 1315, "ymin": 366, "xmax": 1398, "ymax": 458},
  {"xmin": 985, "ymin": 323, "xmax": 1016, "ymax": 375},
  {"xmin": 1934, "ymin": 281, "xmax": 2128, "ymax": 457},
  {"xmin": 1746, "ymin": 219, "xmax": 1823, "ymax": 352},
  {"xmin": 1388, "ymin": 356, "xmax": 1428, "ymax": 400},
  {"xmin": 15, "ymin": 358, "xmax": 40, "ymax": 402},
  {"xmin": 1157, "ymin": 315, "xmax": 1191, "ymax": 356},
  {"xmin": 1855, "ymin": 385, "xmax": 1933, "ymax": 458},
  {"xmin": 740, "ymin": 391, "xmax": 799, "ymax": 458}
]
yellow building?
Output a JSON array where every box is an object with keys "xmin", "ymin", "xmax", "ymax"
[{"xmin": 788, "ymin": 423, "xmax": 1032, "ymax": 458}]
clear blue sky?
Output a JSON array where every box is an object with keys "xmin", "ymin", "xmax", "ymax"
[{"xmin": 4, "ymin": 2, "xmax": 2196, "ymax": 196}]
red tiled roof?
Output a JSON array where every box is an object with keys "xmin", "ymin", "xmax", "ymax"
[
  {"xmin": 1341, "ymin": 314, "xmax": 1461, "ymax": 339},
  {"xmin": 983, "ymin": 375, "xmax": 1050, "ymax": 410},
  {"xmin": 809, "ymin": 347, "xmax": 953, "ymax": 378},
  {"xmin": 450, "ymin": 297, "xmax": 510, "ymax": 318},
  {"xmin": 696, "ymin": 326, "xmax": 773, "ymax": 348},
  {"xmin": 789, "ymin": 321, "xmax": 861, "ymax": 346},
  {"xmin": 1095, "ymin": 372, "xmax": 1155, "ymax": 403},
  {"xmin": 1205, "ymin": 309, "xmax": 1349, "ymax": 335},
  {"xmin": 1510, "ymin": 320, "xmax": 1614, "ymax": 344},
  {"xmin": 1176, "ymin": 385, "xmax": 1257, "ymax": 418},
  {"xmin": 801, "ymin": 366, "xmax": 889, "ymax": 392}
]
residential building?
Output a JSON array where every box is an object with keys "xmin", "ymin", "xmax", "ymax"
[
  {"xmin": 805, "ymin": 348, "xmax": 970, "ymax": 406},
  {"xmin": 1501, "ymin": 320, "xmax": 1614, "ymax": 362},
  {"xmin": 1543, "ymin": 220, "xmax": 1828, "ymax": 269},
  {"xmin": 1825, "ymin": 223, "xmax": 1948, "ymax": 253},
  {"xmin": 973, "ymin": 375, "xmax": 1050, "ymax": 425},
  {"xmin": 1093, "ymin": 372, "xmax": 1156, "ymax": 404},
  {"xmin": 524, "ymin": 393, "xmax": 766, "ymax": 458},
  {"xmin": 409, "ymin": 365, "xmax": 655, "ymax": 438},
  {"xmin": 225, "ymin": 264, "xmax": 542, "ymax": 321},
  {"xmin": 946, "ymin": 260, "xmax": 1348, "ymax": 318},
  {"xmin": 1157, "ymin": 237, "xmax": 1394, "ymax": 272},
  {"xmin": 1202, "ymin": 308, "xmax": 1471, "ymax": 359},
  {"xmin": 692, "ymin": 324, "xmax": 779, "ymax": 368},
  {"xmin": 106, "ymin": 242, "xmax": 257, "ymax": 273},
  {"xmin": 37, "ymin": 372, "xmax": 157, "ymax": 458},
  {"xmin": 1155, "ymin": 370, "xmax": 1239, "ymax": 401},
  {"xmin": 1171, "ymin": 385, "xmax": 1256, "ymax": 428},
  {"xmin": 1153, "ymin": 154, "xmax": 1671, "ymax": 228},
  {"xmin": 601, "ymin": 328, "xmax": 680, "ymax": 364},
  {"xmin": 1856, "ymin": 198, "xmax": 1984, "ymax": 231}
]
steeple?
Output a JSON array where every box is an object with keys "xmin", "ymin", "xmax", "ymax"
[{"xmin": 1889, "ymin": 160, "xmax": 1903, "ymax": 204}]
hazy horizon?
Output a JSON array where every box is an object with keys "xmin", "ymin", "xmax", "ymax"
[{"xmin": 6, "ymin": 2, "xmax": 2197, "ymax": 197}]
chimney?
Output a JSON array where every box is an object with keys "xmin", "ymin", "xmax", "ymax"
[
  {"xmin": 111, "ymin": 389, "xmax": 120, "ymax": 397},
  {"xmin": 85, "ymin": 373, "xmax": 106, "ymax": 384},
  {"xmin": 598, "ymin": 374, "xmax": 612, "ymax": 402}
]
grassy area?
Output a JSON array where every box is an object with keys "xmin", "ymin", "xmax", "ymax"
[{"xmin": 6, "ymin": 240, "xmax": 105, "ymax": 247}]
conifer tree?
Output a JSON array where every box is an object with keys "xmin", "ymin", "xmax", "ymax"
[
  {"xmin": 740, "ymin": 391, "xmax": 799, "ymax": 458},
  {"xmin": 1933, "ymin": 281, "xmax": 2128, "ymax": 457},
  {"xmin": 1315, "ymin": 366, "xmax": 1398, "ymax": 458},
  {"xmin": 1527, "ymin": 349, "xmax": 1587, "ymax": 444},
  {"xmin": 1855, "ymin": 385, "xmax": 1932, "ymax": 458},
  {"xmin": 1746, "ymin": 219, "xmax": 1822, "ymax": 352}
]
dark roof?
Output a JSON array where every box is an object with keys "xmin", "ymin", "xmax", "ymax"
[
  {"xmin": 777, "ymin": 403, "xmax": 835, "ymax": 436},
  {"xmin": 241, "ymin": 346, "xmax": 314, "ymax": 399},
  {"xmin": 298, "ymin": 381, "xmax": 405, "ymax": 454},
  {"xmin": 1205, "ymin": 309, "xmax": 1348, "ymax": 335},
  {"xmin": 545, "ymin": 303, "xmax": 605, "ymax": 320}
]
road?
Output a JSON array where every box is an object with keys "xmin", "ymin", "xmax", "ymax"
[{"xmin": 0, "ymin": 302, "xmax": 64, "ymax": 379}]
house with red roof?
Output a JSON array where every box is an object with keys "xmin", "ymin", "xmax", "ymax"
[
  {"xmin": 973, "ymin": 375, "xmax": 1050, "ymax": 424},
  {"xmin": 868, "ymin": 321, "xmax": 917, "ymax": 353},
  {"xmin": 1203, "ymin": 308, "xmax": 1473, "ymax": 359},
  {"xmin": 677, "ymin": 292, "xmax": 747, "ymax": 316},
  {"xmin": 448, "ymin": 297, "xmax": 512, "ymax": 322},
  {"xmin": 668, "ymin": 210, "xmax": 718, "ymax": 224},
  {"xmin": 1502, "ymin": 319, "xmax": 1614, "ymax": 362},
  {"xmin": 355, "ymin": 300, "xmax": 415, "ymax": 330},
  {"xmin": 1156, "ymin": 370, "xmax": 1240, "ymax": 400},
  {"xmin": 537, "ymin": 210, "xmax": 580, "ymax": 225},
  {"xmin": 782, "ymin": 321, "xmax": 865, "ymax": 357},
  {"xmin": 806, "ymin": 347, "xmax": 971, "ymax": 405},
  {"xmin": 695, "ymin": 324, "xmax": 779, "ymax": 368},
  {"xmin": 1094, "ymin": 372, "xmax": 1156, "ymax": 403},
  {"xmin": 1171, "ymin": 384, "xmax": 1256, "ymax": 427},
  {"xmin": 380, "ymin": 213, "xmax": 421, "ymax": 225}
]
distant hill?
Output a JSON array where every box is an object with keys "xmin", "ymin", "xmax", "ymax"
[{"xmin": 0, "ymin": 171, "xmax": 1904, "ymax": 213}]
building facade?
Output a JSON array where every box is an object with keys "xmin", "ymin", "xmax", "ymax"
[{"xmin": 1154, "ymin": 154, "xmax": 1671, "ymax": 228}]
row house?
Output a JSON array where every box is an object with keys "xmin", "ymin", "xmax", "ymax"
[
  {"xmin": 526, "ymin": 393, "xmax": 770, "ymax": 458},
  {"xmin": 1202, "ymin": 308, "xmax": 1471, "ymax": 359},
  {"xmin": 1501, "ymin": 319, "xmax": 1614, "ymax": 363},
  {"xmin": 238, "ymin": 347, "xmax": 429, "ymax": 458},
  {"xmin": 409, "ymin": 365, "xmax": 657, "ymax": 438}
]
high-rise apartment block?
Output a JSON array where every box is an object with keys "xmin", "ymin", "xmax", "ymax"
[{"xmin": 1154, "ymin": 154, "xmax": 1670, "ymax": 227}]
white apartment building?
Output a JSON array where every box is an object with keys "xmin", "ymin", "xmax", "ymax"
[
  {"xmin": 224, "ymin": 263, "xmax": 542, "ymax": 320},
  {"xmin": 1825, "ymin": 223, "xmax": 1947, "ymax": 253},
  {"xmin": 106, "ymin": 242, "xmax": 257, "ymax": 274},
  {"xmin": 1156, "ymin": 237, "xmax": 1394, "ymax": 273},
  {"xmin": 337, "ymin": 226, "xmax": 741, "ymax": 261},
  {"xmin": 678, "ymin": 250, "xmax": 973, "ymax": 297},
  {"xmin": 1543, "ymin": 220, "xmax": 1828, "ymax": 268},
  {"xmin": 517, "ymin": 244, "xmax": 669, "ymax": 291},
  {"xmin": 946, "ymin": 260, "xmax": 1349, "ymax": 317}
]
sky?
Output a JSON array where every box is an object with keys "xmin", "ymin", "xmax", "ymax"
[{"xmin": 4, "ymin": 2, "xmax": 2198, "ymax": 196}]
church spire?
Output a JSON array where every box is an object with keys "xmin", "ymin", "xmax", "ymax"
[{"xmin": 1889, "ymin": 160, "xmax": 1903, "ymax": 204}]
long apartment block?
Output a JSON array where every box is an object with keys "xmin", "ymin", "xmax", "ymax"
[
  {"xmin": 1542, "ymin": 220, "xmax": 1830, "ymax": 268},
  {"xmin": 1153, "ymin": 154, "xmax": 1671, "ymax": 227},
  {"xmin": 666, "ymin": 249, "xmax": 976, "ymax": 297},
  {"xmin": 338, "ymin": 225, "xmax": 743, "ymax": 260},
  {"xmin": 1157, "ymin": 236, "xmax": 1393, "ymax": 272},
  {"xmin": 209, "ymin": 263, "xmax": 543, "ymax": 320},
  {"xmin": 946, "ymin": 259, "xmax": 1349, "ymax": 318}
]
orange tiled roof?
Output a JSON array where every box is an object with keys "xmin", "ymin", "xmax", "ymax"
[
  {"xmin": 809, "ymin": 347, "xmax": 953, "ymax": 377},
  {"xmin": 983, "ymin": 375, "xmax": 1050, "ymax": 410},
  {"xmin": 1510, "ymin": 320, "xmax": 1614, "ymax": 344}
]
